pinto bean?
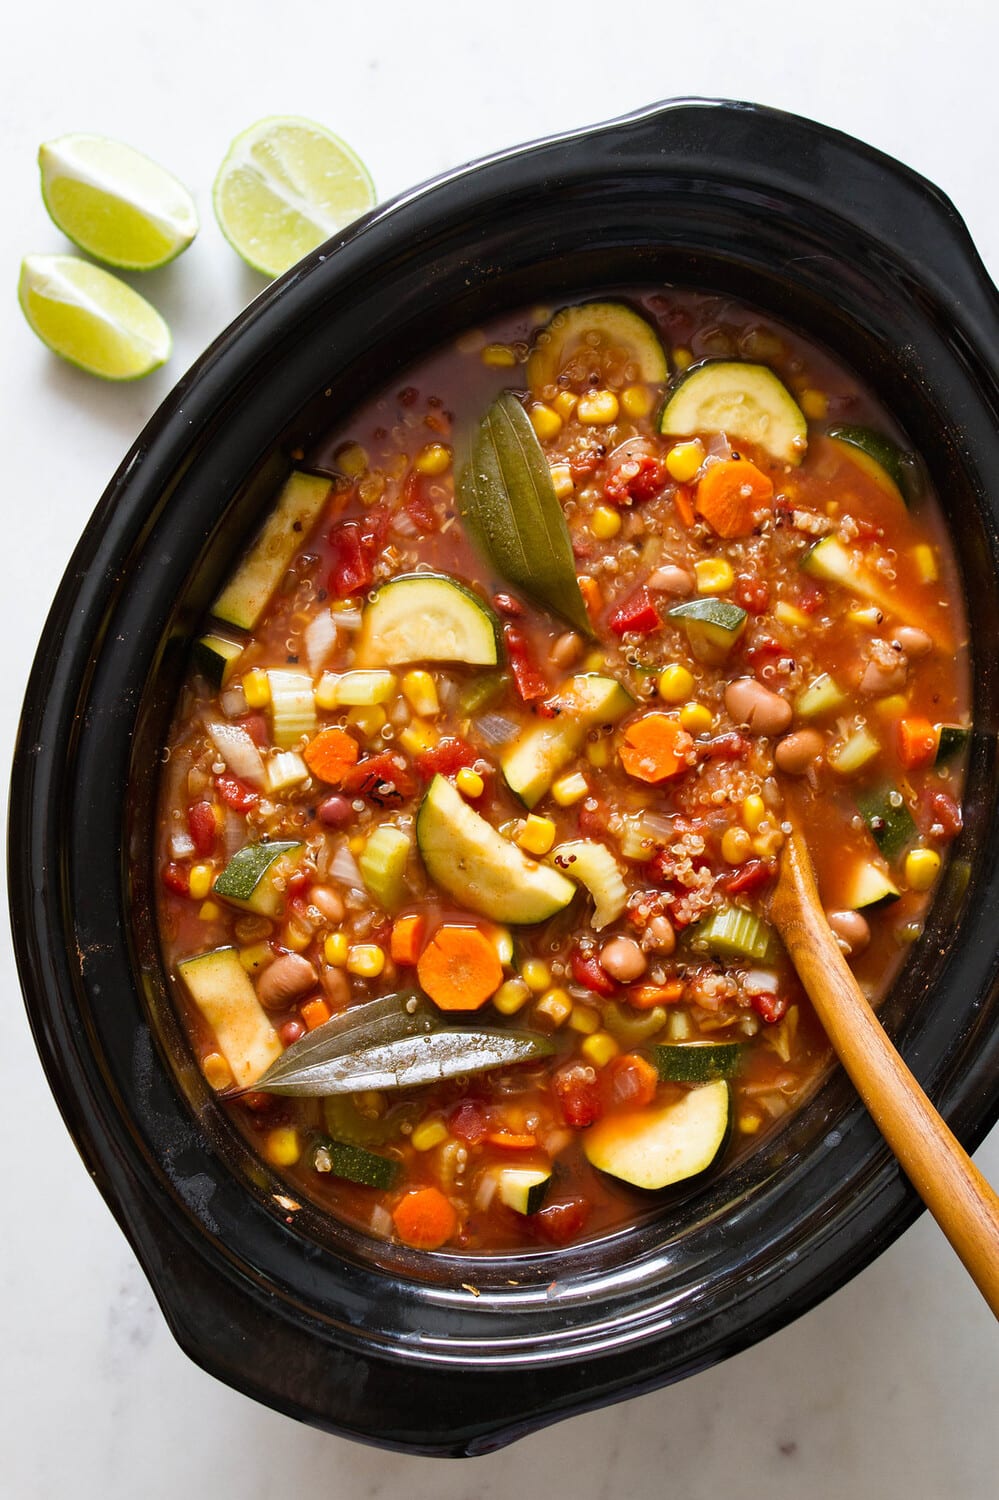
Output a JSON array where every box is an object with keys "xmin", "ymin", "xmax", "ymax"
[
  {"xmin": 551, "ymin": 631, "xmax": 584, "ymax": 668},
  {"xmin": 642, "ymin": 915, "xmax": 676, "ymax": 955},
  {"xmin": 724, "ymin": 678, "xmax": 793, "ymax": 736},
  {"xmin": 892, "ymin": 625, "xmax": 933, "ymax": 658},
  {"xmin": 599, "ymin": 936, "xmax": 647, "ymax": 982},
  {"xmin": 647, "ymin": 564, "xmax": 695, "ymax": 596},
  {"xmin": 825, "ymin": 909, "xmax": 871, "ymax": 955},
  {"xmin": 309, "ymin": 885, "xmax": 345, "ymax": 923},
  {"xmin": 774, "ymin": 729, "xmax": 825, "ymax": 775},
  {"xmin": 256, "ymin": 952, "xmax": 318, "ymax": 1009}
]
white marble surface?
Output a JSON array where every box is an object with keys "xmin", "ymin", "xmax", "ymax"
[{"xmin": 2, "ymin": 1, "xmax": 997, "ymax": 1493}]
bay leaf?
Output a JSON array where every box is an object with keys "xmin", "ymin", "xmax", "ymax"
[
  {"xmin": 239, "ymin": 991, "xmax": 437, "ymax": 1094},
  {"xmin": 457, "ymin": 390, "xmax": 593, "ymax": 635}
]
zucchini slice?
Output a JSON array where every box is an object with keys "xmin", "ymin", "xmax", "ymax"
[
  {"xmin": 192, "ymin": 631, "xmax": 244, "ymax": 689},
  {"xmin": 212, "ymin": 471, "xmax": 331, "ymax": 632},
  {"xmin": 416, "ymin": 774, "xmax": 576, "ymax": 924},
  {"xmin": 660, "ymin": 361, "xmax": 807, "ymax": 465},
  {"xmin": 359, "ymin": 825, "xmax": 411, "ymax": 912},
  {"xmin": 936, "ymin": 724, "xmax": 970, "ymax": 765},
  {"xmin": 526, "ymin": 300, "xmax": 668, "ymax": 391},
  {"xmin": 828, "ymin": 726, "xmax": 880, "ymax": 777},
  {"xmin": 841, "ymin": 858, "xmax": 901, "ymax": 910},
  {"xmin": 828, "ymin": 425, "xmax": 916, "ymax": 505},
  {"xmin": 356, "ymin": 573, "xmax": 501, "ymax": 668},
  {"xmin": 583, "ymin": 1080, "xmax": 731, "ymax": 1190},
  {"xmin": 795, "ymin": 672, "xmax": 847, "ymax": 720},
  {"xmin": 653, "ymin": 1041, "xmax": 745, "ymax": 1083},
  {"xmin": 548, "ymin": 839, "xmax": 627, "ymax": 930},
  {"xmin": 856, "ymin": 785, "xmax": 916, "ymax": 861},
  {"xmin": 495, "ymin": 1166, "xmax": 552, "ymax": 1216},
  {"xmin": 801, "ymin": 536, "xmax": 946, "ymax": 644},
  {"xmin": 213, "ymin": 840, "xmax": 304, "ymax": 916},
  {"xmin": 500, "ymin": 674, "xmax": 634, "ymax": 808},
  {"xmin": 315, "ymin": 1137, "xmax": 402, "ymax": 1189},
  {"xmin": 178, "ymin": 946, "xmax": 283, "ymax": 1089},
  {"xmin": 668, "ymin": 598, "xmax": 748, "ymax": 665}
]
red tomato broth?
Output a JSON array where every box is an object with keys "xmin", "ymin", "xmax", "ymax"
[{"xmin": 155, "ymin": 289, "xmax": 969, "ymax": 1254}]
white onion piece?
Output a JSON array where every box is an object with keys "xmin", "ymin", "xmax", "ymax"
[
  {"xmin": 474, "ymin": 1172, "xmax": 498, "ymax": 1211},
  {"xmin": 640, "ymin": 812, "xmax": 675, "ymax": 842},
  {"xmin": 205, "ymin": 720, "xmax": 265, "ymax": 786},
  {"xmin": 744, "ymin": 969, "xmax": 780, "ymax": 994},
  {"xmin": 304, "ymin": 610, "xmax": 338, "ymax": 674},
  {"xmin": 369, "ymin": 1204, "xmax": 393, "ymax": 1238},
  {"xmin": 222, "ymin": 807, "xmax": 246, "ymax": 859},
  {"xmin": 220, "ymin": 685, "xmax": 248, "ymax": 719},
  {"xmin": 704, "ymin": 431, "xmax": 733, "ymax": 461},
  {"xmin": 329, "ymin": 842, "xmax": 364, "ymax": 891},
  {"xmin": 475, "ymin": 712, "xmax": 520, "ymax": 747},
  {"xmin": 169, "ymin": 829, "xmax": 195, "ymax": 860},
  {"xmin": 607, "ymin": 435, "xmax": 657, "ymax": 467},
  {"xmin": 332, "ymin": 609, "xmax": 362, "ymax": 631}
]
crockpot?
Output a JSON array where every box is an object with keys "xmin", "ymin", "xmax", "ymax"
[{"xmin": 10, "ymin": 99, "xmax": 999, "ymax": 1455}]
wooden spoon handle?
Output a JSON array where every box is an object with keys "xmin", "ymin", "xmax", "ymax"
[{"xmin": 771, "ymin": 825, "xmax": 999, "ymax": 1317}]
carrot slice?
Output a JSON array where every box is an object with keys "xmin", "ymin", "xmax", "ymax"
[
  {"xmin": 695, "ymin": 459, "xmax": 774, "ymax": 538},
  {"xmin": 416, "ymin": 924, "xmax": 503, "ymax": 1010},
  {"xmin": 627, "ymin": 980, "xmax": 685, "ymax": 1009},
  {"xmin": 604, "ymin": 1053, "xmax": 658, "ymax": 1108},
  {"xmin": 392, "ymin": 1186, "xmax": 458, "ymax": 1250},
  {"xmin": 303, "ymin": 726, "xmax": 360, "ymax": 784},
  {"xmin": 390, "ymin": 912, "xmax": 426, "ymax": 966},
  {"xmin": 578, "ymin": 574, "xmax": 603, "ymax": 619},
  {"xmin": 300, "ymin": 998, "xmax": 331, "ymax": 1031},
  {"xmin": 673, "ymin": 483, "xmax": 696, "ymax": 528},
  {"xmin": 619, "ymin": 714, "xmax": 694, "ymax": 783},
  {"xmin": 485, "ymin": 1131, "xmax": 538, "ymax": 1150},
  {"xmin": 897, "ymin": 716, "xmax": 937, "ymax": 771}
]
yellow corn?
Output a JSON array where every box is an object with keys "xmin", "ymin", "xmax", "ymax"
[
  {"xmin": 240, "ymin": 942, "xmax": 274, "ymax": 975},
  {"xmin": 324, "ymin": 932, "xmax": 348, "ymax": 967},
  {"xmin": 481, "ymin": 343, "xmax": 517, "ymax": 367},
  {"xmin": 549, "ymin": 464, "xmax": 574, "ymax": 499},
  {"xmin": 336, "ymin": 442, "xmax": 368, "ymax": 477},
  {"xmin": 517, "ymin": 814, "xmax": 556, "ymax": 857},
  {"xmin": 283, "ymin": 917, "xmax": 312, "ymax": 952},
  {"xmin": 620, "ymin": 383, "xmax": 654, "ymax": 419},
  {"xmin": 414, "ymin": 443, "xmax": 452, "ymax": 475},
  {"xmin": 534, "ymin": 987, "xmax": 574, "ymax": 1027},
  {"xmin": 348, "ymin": 834, "xmax": 366, "ymax": 855},
  {"xmin": 399, "ymin": 720, "xmax": 438, "ymax": 756},
  {"xmin": 411, "ymin": 1118, "xmax": 449, "ymax": 1152},
  {"xmin": 552, "ymin": 771, "xmax": 589, "ymax": 806},
  {"xmin": 456, "ymin": 767, "xmax": 484, "ymax": 799},
  {"xmin": 188, "ymin": 863, "xmax": 214, "ymax": 901},
  {"xmin": 553, "ymin": 390, "xmax": 578, "ymax": 420},
  {"xmin": 199, "ymin": 900, "xmax": 222, "ymax": 923},
  {"xmin": 679, "ymin": 702, "xmax": 713, "ymax": 736},
  {"xmin": 493, "ymin": 978, "xmax": 531, "ymax": 1016},
  {"xmin": 586, "ymin": 737, "xmax": 612, "ymax": 768},
  {"xmin": 799, "ymin": 389, "xmax": 828, "ymax": 420},
  {"xmin": 742, "ymin": 794, "xmax": 767, "ymax": 832},
  {"xmin": 582, "ymin": 649, "xmax": 605, "ymax": 672},
  {"xmin": 581, "ymin": 1030, "xmax": 620, "ymax": 1067},
  {"xmin": 264, "ymin": 1127, "xmax": 301, "ymax": 1167},
  {"xmin": 665, "ymin": 440, "xmax": 705, "ymax": 484},
  {"xmin": 847, "ymin": 606, "xmax": 884, "ymax": 630},
  {"xmin": 529, "ymin": 404, "xmax": 563, "ymax": 442},
  {"xmin": 576, "ymin": 390, "xmax": 619, "ymax": 425},
  {"xmin": 591, "ymin": 505, "xmax": 622, "ymax": 539},
  {"xmin": 202, "ymin": 1052, "xmax": 233, "ymax": 1091},
  {"xmin": 913, "ymin": 543, "xmax": 938, "ymax": 583},
  {"xmin": 721, "ymin": 826, "xmax": 753, "ymax": 865},
  {"xmin": 568, "ymin": 1004, "xmax": 601, "ymax": 1035},
  {"xmin": 401, "ymin": 670, "xmax": 439, "ymax": 717},
  {"xmin": 672, "ymin": 346, "xmax": 693, "ymax": 371},
  {"xmin": 242, "ymin": 668, "xmax": 271, "ymax": 708},
  {"xmin": 346, "ymin": 704, "xmax": 387, "ymax": 738},
  {"xmin": 753, "ymin": 829, "xmax": 785, "ymax": 859},
  {"xmin": 774, "ymin": 600, "xmax": 810, "ymax": 629},
  {"xmin": 905, "ymin": 847, "xmax": 941, "ymax": 891},
  {"xmin": 347, "ymin": 944, "xmax": 386, "ymax": 978},
  {"xmin": 874, "ymin": 694, "xmax": 909, "ymax": 720},
  {"xmin": 658, "ymin": 664, "xmax": 694, "ymax": 703},
  {"xmin": 738, "ymin": 1111, "xmax": 763, "ymax": 1135},
  {"xmin": 694, "ymin": 557, "xmax": 735, "ymax": 594},
  {"xmin": 521, "ymin": 959, "xmax": 551, "ymax": 993}
]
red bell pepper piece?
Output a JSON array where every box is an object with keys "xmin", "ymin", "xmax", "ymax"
[
  {"xmin": 608, "ymin": 587, "xmax": 661, "ymax": 637},
  {"xmin": 503, "ymin": 623, "xmax": 549, "ymax": 701},
  {"xmin": 570, "ymin": 948, "xmax": 617, "ymax": 997}
]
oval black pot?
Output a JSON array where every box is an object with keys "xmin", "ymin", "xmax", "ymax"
[{"xmin": 10, "ymin": 99, "xmax": 999, "ymax": 1456}]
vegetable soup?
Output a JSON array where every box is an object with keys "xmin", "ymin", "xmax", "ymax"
[{"xmin": 156, "ymin": 291, "xmax": 968, "ymax": 1253}]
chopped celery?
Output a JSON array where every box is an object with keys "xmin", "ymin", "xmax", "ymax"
[
  {"xmin": 694, "ymin": 905, "xmax": 774, "ymax": 963},
  {"xmin": 359, "ymin": 825, "xmax": 411, "ymax": 912},
  {"xmin": 548, "ymin": 839, "xmax": 627, "ymax": 930},
  {"xmin": 267, "ymin": 668, "xmax": 317, "ymax": 747}
]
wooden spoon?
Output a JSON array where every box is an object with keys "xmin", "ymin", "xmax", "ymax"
[{"xmin": 770, "ymin": 821, "xmax": 999, "ymax": 1317}]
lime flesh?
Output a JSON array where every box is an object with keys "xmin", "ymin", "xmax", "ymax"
[
  {"xmin": 18, "ymin": 254, "xmax": 171, "ymax": 380},
  {"xmin": 212, "ymin": 115, "xmax": 375, "ymax": 277}
]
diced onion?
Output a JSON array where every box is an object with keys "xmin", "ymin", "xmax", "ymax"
[
  {"xmin": 744, "ymin": 969, "xmax": 779, "ymax": 994},
  {"xmin": 220, "ymin": 686, "xmax": 248, "ymax": 719},
  {"xmin": 304, "ymin": 611, "xmax": 338, "ymax": 674},
  {"xmin": 474, "ymin": 1172, "xmax": 498, "ymax": 1211},
  {"xmin": 206, "ymin": 720, "xmax": 265, "ymax": 786},
  {"xmin": 332, "ymin": 608, "xmax": 362, "ymax": 631},
  {"xmin": 475, "ymin": 712, "xmax": 520, "ymax": 747},
  {"xmin": 169, "ymin": 829, "xmax": 195, "ymax": 860},
  {"xmin": 369, "ymin": 1204, "xmax": 393, "ymax": 1237},
  {"xmin": 328, "ymin": 842, "xmax": 364, "ymax": 891},
  {"xmin": 222, "ymin": 808, "xmax": 246, "ymax": 859}
]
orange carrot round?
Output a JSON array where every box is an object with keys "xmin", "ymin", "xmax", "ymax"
[
  {"xmin": 896, "ymin": 716, "xmax": 937, "ymax": 771},
  {"xmin": 416, "ymin": 924, "xmax": 503, "ymax": 1010},
  {"xmin": 392, "ymin": 1186, "xmax": 458, "ymax": 1250},
  {"xmin": 627, "ymin": 980, "xmax": 686, "ymax": 1010},
  {"xmin": 303, "ymin": 726, "xmax": 360, "ymax": 784},
  {"xmin": 695, "ymin": 458, "xmax": 774, "ymax": 538},
  {"xmin": 619, "ymin": 714, "xmax": 693, "ymax": 783}
]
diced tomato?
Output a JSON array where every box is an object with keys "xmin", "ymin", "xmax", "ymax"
[
  {"xmin": 569, "ymin": 948, "xmax": 617, "ymax": 997},
  {"xmin": 187, "ymin": 801, "xmax": 218, "ymax": 858},
  {"xmin": 553, "ymin": 1064, "xmax": 604, "ymax": 1128},
  {"xmin": 794, "ymin": 578, "xmax": 827, "ymax": 615},
  {"xmin": 608, "ymin": 587, "xmax": 661, "ymax": 637},
  {"xmin": 534, "ymin": 1196, "xmax": 592, "ymax": 1246},
  {"xmin": 492, "ymin": 592, "xmax": 524, "ymax": 618},
  {"xmin": 751, "ymin": 991, "xmax": 789, "ymax": 1024},
  {"xmin": 577, "ymin": 795, "xmax": 609, "ymax": 839},
  {"xmin": 734, "ymin": 576, "xmax": 770, "ymax": 615},
  {"xmin": 503, "ymin": 624, "xmax": 549, "ymax": 702},
  {"xmin": 238, "ymin": 712, "xmax": 270, "ymax": 747},
  {"xmin": 604, "ymin": 455, "xmax": 667, "ymax": 507},
  {"xmin": 920, "ymin": 788, "xmax": 963, "ymax": 841},
  {"xmin": 402, "ymin": 472, "xmax": 441, "ymax": 534},
  {"xmin": 449, "ymin": 1099, "xmax": 489, "ymax": 1144},
  {"xmin": 603, "ymin": 1053, "xmax": 658, "ymax": 1108},
  {"xmin": 215, "ymin": 774, "xmax": 259, "ymax": 812},
  {"xmin": 328, "ymin": 511, "xmax": 388, "ymax": 598},
  {"xmin": 724, "ymin": 858, "xmax": 773, "ymax": 896},
  {"xmin": 414, "ymin": 736, "xmax": 479, "ymax": 781},
  {"xmin": 571, "ymin": 534, "xmax": 595, "ymax": 561},
  {"xmin": 162, "ymin": 862, "xmax": 190, "ymax": 896},
  {"xmin": 342, "ymin": 752, "xmax": 417, "ymax": 806},
  {"xmin": 696, "ymin": 731, "xmax": 750, "ymax": 762},
  {"xmin": 569, "ymin": 451, "xmax": 600, "ymax": 480},
  {"xmin": 853, "ymin": 518, "xmax": 884, "ymax": 543}
]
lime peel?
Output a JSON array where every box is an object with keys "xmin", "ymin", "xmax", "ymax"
[{"xmin": 18, "ymin": 254, "xmax": 171, "ymax": 381}]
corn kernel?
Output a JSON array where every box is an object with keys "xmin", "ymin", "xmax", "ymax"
[
  {"xmin": 521, "ymin": 959, "xmax": 551, "ymax": 993},
  {"xmin": 401, "ymin": 670, "xmax": 439, "ymax": 717},
  {"xmin": 673, "ymin": 346, "xmax": 693, "ymax": 371},
  {"xmin": 799, "ymin": 388, "xmax": 829, "ymax": 420},
  {"xmin": 774, "ymin": 600, "xmax": 810, "ymax": 629},
  {"xmin": 346, "ymin": 704, "xmax": 387, "ymax": 738},
  {"xmin": 694, "ymin": 557, "xmax": 735, "ymax": 594},
  {"xmin": 347, "ymin": 944, "xmax": 386, "ymax": 978},
  {"xmin": 411, "ymin": 1118, "xmax": 449, "ymax": 1152},
  {"xmin": 189, "ymin": 863, "xmax": 214, "ymax": 901},
  {"xmin": 534, "ymin": 987, "xmax": 574, "ymax": 1027},
  {"xmin": 581, "ymin": 1030, "xmax": 621, "ymax": 1067},
  {"xmin": 202, "ymin": 1051, "xmax": 233, "ymax": 1091},
  {"xmin": 481, "ymin": 342, "xmax": 517, "ymax": 367},
  {"xmin": 529, "ymin": 403, "xmax": 563, "ymax": 442},
  {"xmin": 239, "ymin": 942, "xmax": 273, "ymax": 974},
  {"xmin": 348, "ymin": 834, "xmax": 366, "ymax": 855},
  {"xmin": 336, "ymin": 670, "xmax": 397, "ymax": 705},
  {"xmin": 456, "ymin": 766, "xmax": 485, "ymax": 799},
  {"xmin": 739, "ymin": 1111, "xmax": 763, "ymax": 1135},
  {"xmin": 665, "ymin": 439, "xmax": 705, "ymax": 484},
  {"xmin": 414, "ymin": 442, "xmax": 452, "ymax": 475},
  {"xmin": 490, "ymin": 925, "xmax": 514, "ymax": 965},
  {"xmin": 913, "ymin": 543, "xmax": 938, "ymax": 584},
  {"xmin": 199, "ymin": 900, "xmax": 222, "ymax": 922},
  {"xmin": 874, "ymin": 694, "xmax": 909, "ymax": 720},
  {"xmin": 847, "ymin": 606, "xmax": 884, "ymax": 630},
  {"xmin": 568, "ymin": 1004, "xmax": 601, "ymax": 1035},
  {"xmin": 517, "ymin": 814, "xmax": 556, "ymax": 857},
  {"xmin": 283, "ymin": 917, "xmax": 312, "ymax": 952},
  {"xmin": 336, "ymin": 442, "xmax": 368, "ymax": 477},
  {"xmin": 324, "ymin": 932, "xmax": 348, "ymax": 967},
  {"xmin": 399, "ymin": 720, "xmax": 438, "ymax": 755},
  {"xmin": 264, "ymin": 1126, "xmax": 301, "ymax": 1167},
  {"xmin": 721, "ymin": 826, "xmax": 753, "ymax": 865},
  {"xmin": 658, "ymin": 663, "xmax": 694, "ymax": 703},
  {"xmin": 552, "ymin": 771, "xmax": 589, "ymax": 807},
  {"xmin": 591, "ymin": 504, "xmax": 622, "ymax": 540},
  {"xmin": 753, "ymin": 829, "xmax": 785, "ymax": 858},
  {"xmin": 493, "ymin": 977, "xmax": 531, "ymax": 1015},
  {"xmin": 553, "ymin": 390, "xmax": 578, "ymax": 420},
  {"xmin": 679, "ymin": 702, "xmax": 713, "ymax": 736},
  {"xmin": 242, "ymin": 668, "xmax": 271, "ymax": 708},
  {"xmin": 577, "ymin": 389, "xmax": 619, "ymax": 425},
  {"xmin": 620, "ymin": 383, "xmax": 655, "ymax": 419},
  {"xmin": 586, "ymin": 737, "xmax": 611, "ymax": 768},
  {"xmin": 550, "ymin": 464, "xmax": 574, "ymax": 499},
  {"xmin": 742, "ymin": 794, "xmax": 767, "ymax": 832},
  {"xmin": 314, "ymin": 671, "xmax": 341, "ymax": 710},
  {"xmin": 582, "ymin": 649, "xmax": 605, "ymax": 672},
  {"xmin": 905, "ymin": 847, "xmax": 941, "ymax": 891}
]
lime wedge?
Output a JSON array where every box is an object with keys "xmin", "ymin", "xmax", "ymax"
[
  {"xmin": 212, "ymin": 116, "xmax": 375, "ymax": 277},
  {"xmin": 39, "ymin": 134, "xmax": 198, "ymax": 271},
  {"xmin": 18, "ymin": 254, "xmax": 171, "ymax": 380}
]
